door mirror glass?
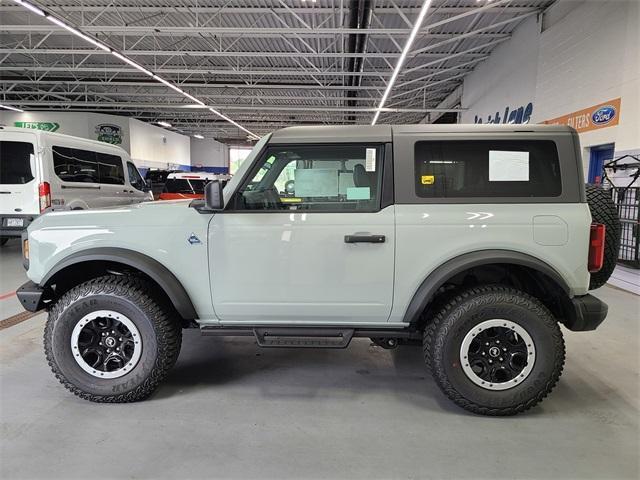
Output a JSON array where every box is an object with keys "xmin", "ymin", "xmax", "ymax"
[{"xmin": 205, "ymin": 180, "xmax": 224, "ymax": 210}]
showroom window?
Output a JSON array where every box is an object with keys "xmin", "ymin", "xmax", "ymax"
[
  {"xmin": 414, "ymin": 140, "xmax": 562, "ymax": 198},
  {"xmin": 53, "ymin": 146, "xmax": 124, "ymax": 185},
  {"xmin": 232, "ymin": 144, "xmax": 384, "ymax": 211},
  {"xmin": 0, "ymin": 141, "xmax": 35, "ymax": 184}
]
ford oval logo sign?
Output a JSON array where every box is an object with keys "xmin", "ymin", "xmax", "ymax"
[{"xmin": 592, "ymin": 105, "xmax": 616, "ymax": 125}]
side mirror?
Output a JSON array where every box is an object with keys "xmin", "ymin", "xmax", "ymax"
[
  {"xmin": 204, "ymin": 180, "xmax": 224, "ymax": 210},
  {"xmin": 143, "ymin": 180, "xmax": 152, "ymax": 193}
]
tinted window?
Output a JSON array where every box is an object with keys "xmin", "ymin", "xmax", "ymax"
[
  {"xmin": 53, "ymin": 146, "xmax": 124, "ymax": 185},
  {"xmin": 145, "ymin": 170, "xmax": 170, "ymax": 183},
  {"xmin": 98, "ymin": 153, "xmax": 124, "ymax": 185},
  {"xmin": 164, "ymin": 178, "xmax": 208, "ymax": 194},
  {"xmin": 0, "ymin": 141, "xmax": 34, "ymax": 184},
  {"xmin": 127, "ymin": 162, "xmax": 145, "ymax": 190},
  {"xmin": 233, "ymin": 144, "xmax": 384, "ymax": 211},
  {"xmin": 414, "ymin": 140, "xmax": 562, "ymax": 198}
]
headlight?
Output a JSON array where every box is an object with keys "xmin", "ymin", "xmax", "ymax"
[{"xmin": 21, "ymin": 233, "xmax": 29, "ymax": 270}]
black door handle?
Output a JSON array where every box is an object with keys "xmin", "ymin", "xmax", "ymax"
[{"xmin": 344, "ymin": 234, "xmax": 386, "ymax": 244}]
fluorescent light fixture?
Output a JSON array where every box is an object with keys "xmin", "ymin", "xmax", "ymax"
[
  {"xmin": 112, "ymin": 51, "xmax": 153, "ymax": 76},
  {"xmin": 193, "ymin": 134, "xmax": 205, "ymax": 139},
  {"xmin": 182, "ymin": 92, "xmax": 206, "ymax": 106},
  {"xmin": 11, "ymin": 0, "xmax": 44, "ymax": 16},
  {"xmin": 13, "ymin": 0, "xmax": 260, "ymax": 140},
  {"xmin": 0, "ymin": 104, "xmax": 24, "ymax": 112},
  {"xmin": 371, "ymin": 0, "xmax": 433, "ymax": 125},
  {"xmin": 152, "ymin": 75, "xmax": 184, "ymax": 94},
  {"xmin": 47, "ymin": 15, "xmax": 110, "ymax": 52}
]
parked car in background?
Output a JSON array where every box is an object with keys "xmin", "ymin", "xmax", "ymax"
[
  {"xmin": 144, "ymin": 169, "xmax": 181, "ymax": 199},
  {"xmin": 0, "ymin": 127, "xmax": 152, "ymax": 245},
  {"xmin": 158, "ymin": 172, "xmax": 230, "ymax": 200}
]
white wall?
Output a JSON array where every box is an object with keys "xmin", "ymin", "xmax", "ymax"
[
  {"xmin": 459, "ymin": 0, "xmax": 640, "ymax": 175},
  {"xmin": 534, "ymin": 0, "xmax": 639, "ymax": 153},
  {"xmin": 0, "ymin": 111, "xmax": 130, "ymax": 152},
  {"xmin": 461, "ymin": 15, "xmax": 539, "ymax": 124},
  {"xmin": 190, "ymin": 137, "xmax": 229, "ymax": 171},
  {"xmin": 128, "ymin": 118, "xmax": 190, "ymax": 169}
]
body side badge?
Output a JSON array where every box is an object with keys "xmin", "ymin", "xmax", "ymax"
[{"xmin": 187, "ymin": 233, "xmax": 202, "ymax": 245}]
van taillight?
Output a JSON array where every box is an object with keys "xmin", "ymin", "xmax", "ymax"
[
  {"xmin": 588, "ymin": 223, "xmax": 606, "ymax": 272},
  {"xmin": 39, "ymin": 182, "xmax": 51, "ymax": 212}
]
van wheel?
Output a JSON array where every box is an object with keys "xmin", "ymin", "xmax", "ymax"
[
  {"xmin": 424, "ymin": 285, "xmax": 565, "ymax": 416},
  {"xmin": 585, "ymin": 184, "xmax": 620, "ymax": 289},
  {"xmin": 44, "ymin": 275, "xmax": 182, "ymax": 402}
]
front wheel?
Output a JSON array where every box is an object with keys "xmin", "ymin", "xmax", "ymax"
[
  {"xmin": 44, "ymin": 275, "xmax": 182, "ymax": 402},
  {"xmin": 424, "ymin": 285, "xmax": 565, "ymax": 415}
]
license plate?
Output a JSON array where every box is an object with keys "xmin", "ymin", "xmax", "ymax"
[{"xmin": 6, "ymin": 218, "xmax": 24, "ymax": 227}]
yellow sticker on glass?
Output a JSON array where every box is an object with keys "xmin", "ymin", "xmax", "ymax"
[{"xmin": 421, "ymin": 175, "xmax": 435, "ymax": 185}]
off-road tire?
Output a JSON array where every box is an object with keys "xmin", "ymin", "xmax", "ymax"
[
  {"xmin": 424, "ymin": 285, "xmax": 565, "ymax": 416},
  {"xmin": 44, "ymin": 275, "xmax": 182, "ymax": 402},
  {"xmin": 585, "ymin": 184, "xmax": 620, "ymax": 290}
]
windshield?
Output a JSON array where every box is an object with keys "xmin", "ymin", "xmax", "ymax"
[
  {"xmin": 223, "ymin": 134, "xmax": 271, "ymax": 205},
  {"xmin": 0, "ymin": 141, "xmax": 35, "ymax": 184},
  {"xmin": 164, "ymin": 178, "xmax": 209, "ymax": 194}
]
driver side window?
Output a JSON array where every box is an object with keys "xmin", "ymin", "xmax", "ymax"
[{"xmin": 232, "ymin": 144, "xmax": 384, "ymax": 212}]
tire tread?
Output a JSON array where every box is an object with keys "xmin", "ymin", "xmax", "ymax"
[
  {"xmin": 44, "ymin": 274, "xmax": 181, "ymax": 403},
  {"xmin": 424, "ymin": 285, "xmax": 565, "ymax": 416}
]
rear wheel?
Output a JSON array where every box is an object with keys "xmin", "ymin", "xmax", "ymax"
[
  {"xmin": 586, "ymin": 184, "xmax": 620, "ymax": 289},
  {"xmin": 44, "ymin": 275, "xmax": 182, "ymax": 402},
  {"xmin": 424, "ymin": 285, "xmax": 565, "ymax": 415}
]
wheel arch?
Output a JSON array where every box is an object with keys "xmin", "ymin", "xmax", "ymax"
[
  {"xmin": 41, "ymin": 247, "xmax": 198, "ymax": 320},
  {"xmin": 403, "ymin": 249, "xmax": 572, "ymax": 327}
]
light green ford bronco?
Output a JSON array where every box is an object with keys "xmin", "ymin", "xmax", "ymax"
[{"xmin": 17, "ymin": 125, "xmax": 620, "ymax": 415}]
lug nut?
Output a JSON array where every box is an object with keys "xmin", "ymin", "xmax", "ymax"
[
  {"xmin": 496, "ymin": 340, "xmax": 500, "ymax": 344},
  {"xmin": 488, "ymin": 359, "xmax": 493, "ymax": 364},
  {"xmin": 485, "ymin": 342, "xmax": 489, "ymax": 346},
  {"xmin": 499, "ymin": 357, "xmax": 504, "ymax": 362},
  {"xmin": 503, "ymin": 347, "xmax": 507, "ymax": 352}
]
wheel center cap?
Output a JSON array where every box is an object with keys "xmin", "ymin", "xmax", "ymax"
[
  {"xmin": 488, "ymin": 346, "xmax": 500, "ymax": 357},
  {"xmin": 105, "ymin": 336, "xmax": 116, "ymax": 348}
]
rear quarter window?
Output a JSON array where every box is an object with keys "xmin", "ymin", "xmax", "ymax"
[
  {"xmin": 414, "ymin": 140, "xmax": 562, "ymax": 198},
  {"xmin": 0, "ymin": 141, "xmax": 35, "ymax": 184},
  {"xmin": 53, "ymin": 146, "xmax": 124, "ymax": 185}
]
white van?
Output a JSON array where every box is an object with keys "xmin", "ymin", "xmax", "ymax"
[{"xmin": 0, "ymin": 127, "xmax": 152, "ymax": 244}]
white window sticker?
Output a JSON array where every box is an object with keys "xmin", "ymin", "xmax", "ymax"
[
  {"xmin": 294, "ymin": 169, "xmax": 339, "ymax": 197},
  {"xmin": 489, "ymin": 150, "xmax": 529, "ymax": 181},
  {"xmin": 365, "ymin": 148, "xmax": 376, "ymax": 172}
]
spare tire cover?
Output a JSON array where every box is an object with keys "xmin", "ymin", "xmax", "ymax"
[{"xmin": 585, "ymin": 184, "xmax": 621, "ymax": 290}]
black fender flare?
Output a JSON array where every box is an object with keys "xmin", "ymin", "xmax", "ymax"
[
  {"xmin": 402, "ymin": 249, "xmax": 571, "ymax": 325},
  {"xmin": 41, "ymin": 247, "xmax": 198, "ymax": 319}
]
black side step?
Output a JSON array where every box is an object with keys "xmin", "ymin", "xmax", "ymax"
[{"xmin": 253, "ymin": 328, "xmax": 354, "ymax": 348}]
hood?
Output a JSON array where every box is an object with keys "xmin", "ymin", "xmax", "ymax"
[{"xmin": 30, "ymin": 199, "xmax": 200, "ymax": 231}]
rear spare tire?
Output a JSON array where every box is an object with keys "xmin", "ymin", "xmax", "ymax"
[{"xmin": 585, "ymin": 184, "xmax": 620, "ymax": 289}]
